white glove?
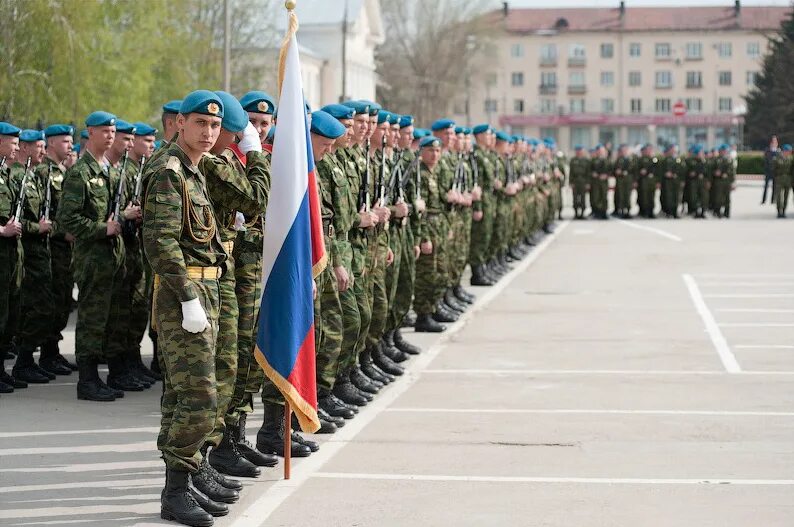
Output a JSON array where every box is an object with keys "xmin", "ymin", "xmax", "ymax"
[
  {"xmin": 238, "ymin": 122, "xmax": 262, "ymax": 154},
  {"xmin": 234, "ymin": 211, "xmax": 247, "ymax": 231},
  {"xmin": 181, "ymin": 298, "xmax": 209, "ymax": 333}
]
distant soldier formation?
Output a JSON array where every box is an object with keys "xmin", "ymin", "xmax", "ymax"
[{"xmin": 0, "ymin": 90, "xmax": 566, "ymax": 526}]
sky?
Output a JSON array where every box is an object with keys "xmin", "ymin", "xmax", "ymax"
[{"xmin": 503, "ymin": 0, "xmax": 791, "ymax": 6}]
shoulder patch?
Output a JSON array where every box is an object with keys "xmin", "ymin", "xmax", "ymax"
[{"xmin": 166, "ymin": 156, "xmax": 182, "ymax": 173}]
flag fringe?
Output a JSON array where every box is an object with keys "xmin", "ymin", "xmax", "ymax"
[
  {"xmin": 312, "ymin": 251, "xmax": 328, "ymax": 279},
  {"xmin": 254, "ymin": 346, "xmax": 320, "ymax": 434}
]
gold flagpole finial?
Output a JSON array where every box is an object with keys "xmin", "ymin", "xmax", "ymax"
[{"xmin": 285, "ymin": 0, "xmax": 296, "ymax": 10}]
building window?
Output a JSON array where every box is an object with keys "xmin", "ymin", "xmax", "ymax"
[
  {"xmin": 686, "ymin": 71, "xmax": 702, "ymax": 88},
  {"xmin": 570, "ymin": 127, "xmax": 592, "ymax": 150},
  {"xmin": 747, "ymin": 71, "xmax": 759, "ymax": 87},
  {"xmin": 685, "ymin": 42, "xmax": 703, "ymax": 60},
  {"xmin": 513, "ymin": 99, "xmax": 525, "ymax": 114},
  {"xmin": 628, "ymin": 71, "xmax": 641, "ymax": 86},
  {"xmin": 601, "ymin": 98, "xmax": 615, "ymax": 113},
  {"xmin": 540, "ymin": 44, "xmax": 557, "ymax": 64},
  {"xmin": 655, "ymin": 71, "xmax": 672, "ymax": 88},
  {"xmin": 541, "ymin": 71, "xmax": 557, "ymax": 87},
  {"xmin": 600, "ymin": 71, "xmax": 614, "ymax": 86},
  {"xmin": 628, "ymin": 127, "xmax": 648, "ymax": 146},
  {"xmin": 569, "ymin": 71, "xmax": 585, "ymax": 86},
  {"xmin": 715, "ymin": 126, "xmax": 738, "ymax": 146},
  {"xmin": 485, "ymin": 73, "xmax": 497, "ymax": 87},
  {"xmin": 747, "ymin": 42, "xmax": 760, "ymax": 58},
  {"xmin": 569, "ymin": 44, "xmax": 586, "ymax": 58},
  {"xmin": 655, "ymin": 43, "xmax": 671, "ymax": 59},
  {"xmin": 717, "ymin": 42, "xmax": 732, "ymax": 58},
  {"xmin": 655, "ymin": 98, "xmax": 671, "ymax": 113},
  {"xmin": 718, "ymin": 97, "xmax": 732, "ymax": 112},
  {"xmin": 599, "ymin": 128, "xmax": 617, "ymax": 147},
  {"xmin": 629, "ymin": 43, "xmax": 641, "ymax": 57},
  {"xmin": 511, "ymin": 72, "xmax": 524, "ymax": 87},
  {"xmin": 686, "ymin": 127, "xmax": 707, "ymax": 147},
  {"xmin": 685, "ymin": 98, "xmax": 703, "ymax": 113},
  {"xmin": 600, "ymin": 43, "xmax": 614, "ymax": 58},
  {"xmin": 570, "ymin": 98, "xmax": 586, "ymax": 113},
  {"xmin": 656, "ymin": 126, "xmax": 679, "ymax": 149},
  {"xmin": 718, "ymin": 71, "xmax": 732, "ymax": 86},
  {"xmin": 510, "ymin": 43, "xmax": 524, "ymax": 58},
  {"xmin": 540, "ymin": 99, "xmax": 557, "ymax": 114},
  {"xmin": 484, "ymin": 99, "xmax": 497, "ymax": 113},
  {"xmin": 630, "ymin": 98, "xmax": 642, "ymax": 114}
]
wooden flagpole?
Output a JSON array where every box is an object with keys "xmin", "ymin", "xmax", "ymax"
[{"xmin": 284, "ymin": 401, "xmax": 292, "ymax": 480}]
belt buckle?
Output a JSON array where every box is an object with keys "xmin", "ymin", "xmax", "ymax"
[{"xmin": 328, "ymin": 224, "xmax": 335, "ymax": 238}]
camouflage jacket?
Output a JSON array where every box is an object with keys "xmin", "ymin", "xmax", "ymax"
[
  {"xmin": 36, "ymin": 157, "xmax": 68, "ymax": 240},
  {"xmin": 317, "ymin": 151, "xmax": 356, "ymax": 269},
  {"xmin": 10, "ymin": 161, "xmax": 46, "ymax": 238}
]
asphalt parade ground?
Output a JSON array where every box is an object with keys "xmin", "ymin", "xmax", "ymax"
[{"xmin": 1, "ymin": 183, "xmax": 793, "ymax": 527}]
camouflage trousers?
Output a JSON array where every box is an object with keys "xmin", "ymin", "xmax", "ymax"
[
  {"xmin": 690, "ymin": 176, "xmax": 711, "ymax": 213},
  {"xmin": 571, "ymin": 178, "xmax": 588, "ymax": 212},
  {"xmin": 468, "ymin": 198, "xmax": 494, "ymax": 267},
  {"xmin": 386, "ymin": 224, "xmax": 415, "ymax": 333},
  {"xmin": 0, "ymin": 241, "xmax": 20, "ymax": 357},
  {"xmin": 119, "ymin": 240, "xmax": 149, "ymax": 360},
  {"xmin": 637, "ymin": 176, "xmax": 657, "ymax": 216},
  {"xmin": 49, "ymin": 239, "xmax": 73, "ymax": 343},
  {"xmin": 590, "ymin": 176, "xmax": 609, "ymax": 215},
  {"xmin": 337, "ymin": 238, "xmax": 367, "ymax": 374},
  {"xmin": 447, "ymin": 209, "xmax": 468, "ymax": 287},
  {"xmin": 315, "ymin": 248, "xmax": 342, "ymax": 392},
  {"xmin": 661, "ymin": 176, "xmax": 683, "ymax": 216},
  {"xmin": 489, "ymin": 198, "xmax": 512, "ymax": 257},
  {"xmin": 156, "ymin": 276, "xmax": 220, "ymax": 473},
  {"xmin": 413, "ymin": 214, "xmax": 449, "ymax": 315},
  {"xmin": 614, "ymin": 175, "xmax": 633, "ymax": 212},
  {"xmin": 73, "ymin": 242, "xmax": 126, "ymax": 364},
  {"xmin": 365, "ymin": 229, "xmax": 390, "ymax": 350},
  {"xmin": 17, "ymin": 238, "xmax": 53, "ymax": 349}
]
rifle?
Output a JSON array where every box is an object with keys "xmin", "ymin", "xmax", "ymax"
[
  {"xmin": 41, "ymin": 163, "xmax": 52, "ymax": 222},
  {"xmin": 13, "ymin": 157, "xmax": 32, "ymax": 219},
  {"xmin": 376, "ymin": 134, "xmax": 387, "ymax": 205},
  {"xmin": 413, "ymin": 155, "xmax": 421, "ymax": 203},
  {"xmin": 469, "ymin": 152, "xmax": 479, "ymax": 188},
  {"xmin": 110, "ymin": 151, "xmax": 129, "ymax": 218},
  {"xmin": 0, "ymin": 156, "xmax": 6, "ymax": 172},
  {"xmin": 131, "ymin": 155, "xmax": 146, "ymax": 206},
  {"xmin": 358, "ymin": 140, "xmax": 371, "ymax": 212},
  {"xmin": 387, "ymin": 152, "xmax": 403, "ymax": 204}
]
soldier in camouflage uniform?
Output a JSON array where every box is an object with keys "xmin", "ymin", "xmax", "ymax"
[
  {"xmin": 659, "ymin": 144, "xmax": 684, "ymax": 218},
  {"xmin": 687, "ymin": 145, "xmax": 711, "ymax": 218},
  {"xmin": 143, "ymin": 92, "xmax": 239, "ymax": 526},
  {"xmin": 0, "ymin": 123, "xmax": 24, "ymax": 393},
  {"xmin": 469, "ymin": 125, "xmax": 497, "ymax": 286},
  {"xmin": 711, "ymin": 144, "xmax": 735, "ymax": 218},
  {"xmin": 773, "ymin": 144, "xmax": 792, "ymax": 218},
  {"xmin": 636, "ymin": 144, "xmax": 659, "ymax": 219},
  {"xmin": 589, "ymin": 144, "xmax": 611, "ymax": 220},
  {"xmin": 612, "ymin": 144, "xmax": 634, "ymax": 218},
  {"xmin": 569, "ymin": 145, "xmax": 590, "ymax": 219}
]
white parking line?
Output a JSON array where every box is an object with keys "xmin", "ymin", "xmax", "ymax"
[
  {"xmin": 314, "ymin": 472, "xmax": 794, "ymax": 486},
  {"xmin": 421, "ymin": 369, "xmax": 794, "ymax": 376},
  {"xmin": 1, "ymin": 503, "xmax": 156, "ymax": 520},
  {"xmin": 0, "ymin": 461, "xmax": 162, "ymax": 474},
  {"xmin": 0, "ymin": 441, "xmax": 153, "ymax": 456},
  {"xmin": 0, "ymin": 478, "xmax": 161, "ymax": 494},
  {"xmin": 0, "ymin": 427, "xmax": 158, "ymax": 439},
  {"xmin": 719, "ymin": 323, "xmax": 794, "ymax": 328},
  {"xmin": 704, "ymin": 294, "xmax": 792, "ymax": 298},
  {"xmin": 697, "ymin": 274, "xmax": 792, "ymax": 278},
  {"xmin": 701, "ymin": 283, "xmax": 794, "ymax": 287},
  {"xmin": 717, "ymin": 309, "xmax": 794, "ymax": 314},
  {"xmin": 682, "ymin": 274, "xmax": 741, "ymax": 373},
  {"xmin": 616, "ymin": 218, "xmax": 683, "ymax": 242},
  {"xmin": 735, "ymin": 345, "xmax": 794, "ymax": 350},
  {"xmin": 385, "ymin": 408, "xmax": 794, "ymax": 417}
]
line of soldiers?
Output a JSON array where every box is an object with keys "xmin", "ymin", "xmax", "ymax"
[
  {"xmin": 0, "ymin": 89, "xmax": 564, "ymax": 526},
  {"xmin": 771, "ymin": 144, "xmax": 794, "ymax": 218},
  {"xmin": 568, "ymin": 143, "xmax": 738, "ymax": 220}
]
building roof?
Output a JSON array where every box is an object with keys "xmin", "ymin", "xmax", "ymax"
[{"xmin": 496, "ymin": 5, "xmax": 790, "ymax": 33}]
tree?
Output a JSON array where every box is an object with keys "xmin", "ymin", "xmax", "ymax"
[
  {"xmin": 744, "ymin": 8, "xmax": 794, "ymax": 149},
  {"xmin": 376, "ymin": 0, "xmax": 494, "ymax": 125}
]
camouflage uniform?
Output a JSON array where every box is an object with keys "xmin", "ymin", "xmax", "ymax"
[
  {"xmin": 489, "ymin": 155, "xmax": 512, "ymax": 260},
  {"xmin": 413, "ymin": 160, "xmax": 449, "ymax": 315},
  {"xmin": 569, "ymin": 156, "xmax": 590, "ymax": 217},
  {"xmin": 57, "ymin": 153, "xmax": 126, "ymax": 365},
  {"xmin": 365, "ymin": 148, "xmax": 391, "ymax": 351},
  {"xmin": 660, "ymin": 154, "xmax": 685, "ymax": 217},
  {"xmin": 589, "ymin": 156, "xmax": 611, "ymax": 218},
  {"xmin": 773, "ymin": 154, "xmax": 792, "ymax": 216},
  {"xmin": 613, "ymin": 155, "xmax": 634, "ymax": 216},
  {"xmin": 143, "ymin": 142, "xmax": 226, "ymax": 473},
  {"xmin": 636, "ymin": 155, "xmax": 659, "ymax": 218},
  {"xmin": 0, "ymin": 163, "xmax": 22, "ymax": 362},
  {"xmin": 468, "ymin": 145, "xmax": 495, "ymax": 268},
  {"xmin": 687, "ymin": 155, "xmax": 711, "ymax": 216}
]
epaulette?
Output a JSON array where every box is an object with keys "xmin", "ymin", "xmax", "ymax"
[
  {"xmin": 166, "ymin": 156, "xmax": 182, "ymax": 173},
  {"xmin": 202, "ymin": 152, "xmax": 217, "ymax": 160}
]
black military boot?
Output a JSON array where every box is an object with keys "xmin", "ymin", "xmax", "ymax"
[
  {"xmin": 291, "ymin": 430, "xmax": 319, "ymax": 452},
  {"xmin": 372, "ymin": 343, "xmax": 404, "ymax": 377},
  {"xmin": 350, "ymin": 366, "xmax": 380, "ymax": 394},
  {"xmin": 256, "ymin": 402, "xmax": 312, "ymax": 458},
  {"xmin": 160, "ymin": 469, "xmax": 215, "ymax": 527},
  {"xmin": 393, "ymin": 329, "xmax": 420, "ymax": 355},
  {"xmin": 0, "ymin": 368, "xmax": 26, "ymax": 389},
  {"xmin": 453, "ymin": 285, "xmax": 475, "ymax": 304},
  {"xmin": 107, "ymin": 356, "xmax": 145, "ymax": 392},
  {"xmin": 39, "ymin": 340, "xmax": 72, "ymax": 376},
  {"xmin": 401, "ymin": 311, "xmax": 417, "ymax": 328},
  {"xmin": 433, "ymin": 303, "xmax": 458, "ymax": 323},
  {"xmin": 333, "ymin": 371, "xmax": 370, "ymax": 406},
  {"xmin": 208, "ymin": 429, "xmax": 261, "ymax": 478},
  {"xmin": 129, "ymin": 350, "xmax": 157, "ymax": 387},
  {"xmin": 470, "ymin": 265, "xmax": 495, "ymax": 286},
  {"xmin": 189, "ymin": 485, "xmax": 229, "ymax": 518},
  {"xmin": 381, "ymin": 336, "xmax": 409, "ymax": 363},
  {"xmin": 192, "ymin": 460, "xmax": 240, "ymax": 504},
  {"xmin": 360, "ymin": 351, "xmax": 394, "ymax": 384},
  {"xmin": 96, "ymin": 375, "xmax": 124, "ymax": 399},
  {"xmin": 12, "ymin": 346, "xmax": 50, "ymax": 384},
  {"xmin": 320, "ymin": 393, "xmax": 356, "ymax": 419},
  {"xmin": 235, "ymin": 413, "xmax": 278, "ymax": 468},
  {"xmin": 313, "ymin": 409, "xmax": 341, "ymax": 433},
  {"xmin": 444, "ymin": 289, "xmax": 467, "ymax": 313},
  {"xmin": 415, "ymin": 313, "xmax": 446, "ymax": 333},
  {"xmin": 333, "ymin": 391, "xmax": 362, "ymax": 414}
]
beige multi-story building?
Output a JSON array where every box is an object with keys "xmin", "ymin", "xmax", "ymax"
[{"xmin": 457, "ymin": 2, "xmax": 788, "ymax": 151}]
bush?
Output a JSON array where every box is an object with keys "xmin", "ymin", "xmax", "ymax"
[{"xmin": 737, "ymin": 154, "xmax": 764, "ymax": 174}]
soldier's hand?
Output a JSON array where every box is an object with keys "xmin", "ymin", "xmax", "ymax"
[
  {"xmin": 106, "ymin": 214, "xmax": 121, "ymax": 237},
  {"xmin": 415, "ymin": 198, "xmax": 426, "ymax": 213},
  {"xmin": 313, "ymin": 280, "xmax": 318, "ymax": 300},
  {"xmin": 494, "ymin": 179, "xmax": 503, "ymax": 190},
  {"xmin": 0, "ymin": 217, "xmax": 22, "ymax": 238},
  {"xmin": 65, "ymin": 232, "xmax": 76, "ymax": 242},
  {"xmin": 359, "ymin": 210, "xmax": 374, "ymax": 228},
  {"xmin": 420, "ymin": 240, "xmax": 433, "ymax": 254},
  {"xmin": 180, "ymin": 298, "xmax": 209, "ymax": 333},
  {"xmin": 471, "ymin": 185, "xmax": 482, "ymax": 201},
  {"xmin": 369, "ymin": 211, "xmax": 379, "ymax": 226},
  {"xmin": 375, "ymin": 205, "xmax": 391, "ymax": 222},
  {"xmin": 123, "ymin": 204, "xmax": 142, "ymax": 221},
  {"xmin": 640, "ymin": 169, "xmax": 647, "ymax": 175},
  {"xmin": 394, "ymin": 201, "xmax": 409, "ymax": 218},
  {"xmin": 473, "ymin": 210, "xmax": 484, "ymax": 222},
  {"xmin": 239, "ymin": 122, "xmax": 263, "ymax": 154},
  {"xmin": 334, "ymin": 265, "xmax": 350, "ymax": 292},
  {"xmin": 386, "ymin": 248, "xmax": 394, "ymax": 266},
  {"xmin": 446, "ymin": 189, "xmax": 457, "ymax": 203},
  {"xmin": 413, "ymin": 245, "xmax": 420, "ymax": 259},
  {"xmin": 38, "ymin": 217, "xmax": 52, "ymax": 235}
]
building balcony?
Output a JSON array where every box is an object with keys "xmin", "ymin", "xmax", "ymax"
[
  {"xmin": 539, "ymin": 84, "xmax": 558, "ymax": 95},
  {"xmin": 686, "ymin": 83, "xmax": 703, "ymax": 89},
  {"xmin": 567, "ymin": 57, "xmax": 586, "ymax": 67},
  {"xmin": 539, "ymin": 56, "xmax": 557, "ymax": 67},
  {"xmin": 568, "ymin": 84, "xmax": 586, "ymax": 95}
]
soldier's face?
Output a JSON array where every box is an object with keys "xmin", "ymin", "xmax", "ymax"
[
  {"xmin": 112, "ymin": 133, "xmax": 135, "ymax": 157},
  {"xmin": 352, "ymin": 115, "xmax": 368, "ymax": 143},
  {"xmin": 64, "ymin": 151, "xmax": 78, "ymax": 168},
  {"xmin": 399, "ymin": 127, "xmax": 413, "ymax": 149},
  {"xmin": 420, "ymin": 145, "xmax": 441, "ymax": 168},
  {"xmin": 0, "ymin": 136, "xmax": 20, "ymax": 161},
  {"xmin": 88, "ymin": 125, "xmax": 116, "ymax": 152},
  {"xmin": 47, "ymin": 135, "xmax": 73, "ymax": 163},
  {"xmin": 134, "ymin": 135, "xmax": 155, "ymax": 158},
  {"xmin": 247, "ymin": 112, "xmax": 273, "ymax": 143},
  {"xmin": 337, "ymin": 119, "xmax": 354, "ymax": 148},
  {"xmin": 212, "ymin": 129, "xmax": 236, "ymax": 155},
  {"xmin": 371, "ymin": 123, "xmax": 389, "ymax": 147},
  {"xmin": 21, "ymin": 140, "xmax": 45, "ymax": 164},
  {"xmin": 391, "ymin": 125, "xmax": 400, "ymax": 147},
  {"xmin": 367, "ymin": 116, "xmax": 377, "ymax": 139},
  {"xmin": 311, "ymin": 134, "xmax": 335, "ymax": 162},
  {"xmin": 178, "ymin": 113, "xmax": 222, "ymax": 154},
  {"xmin": 162, "ymin": 115, "xmax": 179, "ymax": 142},
  {"xmin": 437, "ymin": 127, "xmax": 455, "ymax": 149}
]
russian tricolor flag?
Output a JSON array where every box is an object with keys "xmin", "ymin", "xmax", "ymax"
[{"xmin": 254, "ymin": 29, "xmax": 326, "ymax": 434}]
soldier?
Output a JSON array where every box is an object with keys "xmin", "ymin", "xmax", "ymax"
[
  {"xmin": 161, "ymin": 100, "xmax": 182, "ymax": 143},
  {"xmin": 589, "ymin": 144, "xmax": 611, "ymax": 220},
  {"xmin": 659, "ymin": 144, "xmax": 684, "ymax": 218},
  {"xmin": 143, "ymin": 91, "xmax": 238, "ymax": 526},
  {"xmin": 773, "ymin": 144, "xmax": 792, "ymax": 218},
  {"xmin": 711, "ymin": 144, "xmax": 735, "ymax": 218},
  {"xmin": 469, "ymin": 125, "xmax": 497, "ymax": 285},
  {"xmin": 239, "ymin": 90, "xmax": 275, "ymax": 144},
  {"xmin": 569, "ymin": 145, "xmax": 590, "ymax": 219},
  {"xmin": 636, "ymin": 144, "xmax": 659, "ymax": 219},
  {"xmin": 0, "ymin": 123, "xmax": 24, "ymax": 393},
  {"xmin": 687, "ymin": 145, "xmax": 711, "ymax": 219},
  {"xmin": 612, "ymin": 144, "xmax": 634, "ymax": 218}
]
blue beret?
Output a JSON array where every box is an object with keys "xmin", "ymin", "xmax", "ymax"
[
  {"xmin": 310, "ymin": 110, "xmax": 346, "ymax": 139},
  {"xmin": 179, "ymin": 90, "xmax": 223, "ymax": 118},
  {"xmin": 431, "ymin": 119, "xmax": 455, "ymax": 132},
  {"xmin": 358, "ymin": 100, "xmax": 381, "ymax": 115},
  {"xmin": 72, "ymin": 144, "xmax": 81, "ymax": 154},
  {"xmin": 495, "ymin": 131, "xmax": 511, "ymax": 142},
  {"xmin": 341, "ymin": 100, "xmax": 369, "ymax": 115},
  {"xmin": 80, "ymin": 129, "xmax": 89, "ymax": 139},
  {"xmin": 512, "ymin": 135, "xmax": 523, "ymax": 143},
  {"xmin": 643, "ymin": 143, "xmax": 654, "ymax": 149},
  {"xmin": 19, "ymin": 129, "xmax": 44, "ymax": 143},
  {"xmin": 85, "ymin": 111, "xmax": 117, "ymax": 127},
  {"xmin": 388, "ymin": 114, "xmax": 400, "ymax": 126},
  {"xmin": 454, "ymin": 126, "xmax": 465, "ymax": 135},
  {"xmin": 595, "ymin": 143, "xmax": 604, "ymax": 149},
  {"xmin": 574, "ymin": 145, "xmax": 584, "ymax": 151},
  {"xmin": 718, "ymin": 143, "xmax": 729, "ymax": 151},
  {"xmin": 214, "ymin": 91, "xmax": 248, "ymax": 133},
  {"xmin": 239, "ymin": 91, "xmax": 276, "ymax": 115},
  {"xmin": 321, "ymin": 104, "xmax": 355, "ymax": 120},
  {"xmin": 472, "ymin": 124, "xmax": 490, "ymax": 135},
  {"xmin": 0, "ymin": 122, "xmax": 21, "ymax": 137},
  {"xmin": 115, "ymin": 120, "xmax": 136, "ymax": 135},
  {"xmin": 399, "ymin": 115, "xmax": 414, "ymax": 128},
  {"xmin": 543, "ymin": 136, "xmax": 556, "ymax": 145},
  {"xmin": 162, "ymin": 100, "xmax": 182, "ymax": 114},
  {"xmin": 376, "ymin": 110, "xmax": 390, "ymax": 125},
  {"xmin": 133, "ymin": 122, "xmax": 157, "ymax": 136},
  {"xmin": 412, "ymin": 128, "xmax": 428, "ymax": 139},
  {"xmin": 44, "ymin": 124, "xmax": 74, "ymax": 138},
  {"xmin": 419, "ymin": 136, "xmax": 441, "ymax": 148},
  {"xmin": 783, "ymin": 144, "xmax": 793, "ymax": 152}
]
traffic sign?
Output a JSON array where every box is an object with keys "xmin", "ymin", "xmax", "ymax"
[{"xmin": 673, "ymin": 101, "xmax": 686, "ymax": 117}]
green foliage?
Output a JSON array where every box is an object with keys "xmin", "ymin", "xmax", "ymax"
[{"xmin": 737, "ymin": 153, "xmax": 764, "ymax": 175}]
